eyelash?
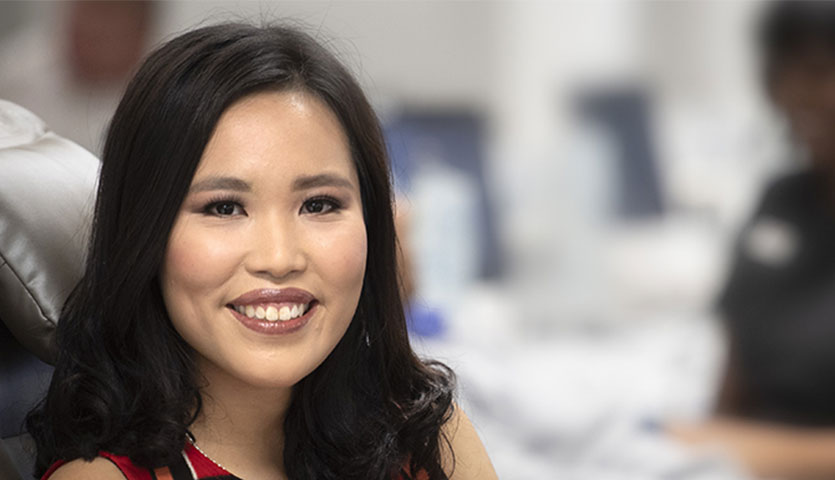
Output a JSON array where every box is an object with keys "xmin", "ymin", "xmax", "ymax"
[
  {"xmin": 202, "ymin": 195, "xmax": 245, "ymax": 217},
  {"xmin": 201, "ymin": 195, "xmax": 343, "ymax": 217},
  {"xmin": 301, "ymin": 195, "xmax": 343, "ymax": 215}
]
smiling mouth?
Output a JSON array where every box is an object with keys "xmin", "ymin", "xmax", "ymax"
[{"xmin": 226, "ymin": 301, "xmax": 317, "ymax": 322}]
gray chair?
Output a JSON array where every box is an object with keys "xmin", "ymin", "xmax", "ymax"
[{"xmin": 0, "ymin": 100, "xmax": 98, "ymax": 479}]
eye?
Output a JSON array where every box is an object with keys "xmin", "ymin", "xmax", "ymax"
[
  {"xmin": 203, "ymin": 200, "xmax": 246, "ymax": 217},
  {"xmin": 301, "ymin": 196, "xmax": 341, "ymax": 215}
]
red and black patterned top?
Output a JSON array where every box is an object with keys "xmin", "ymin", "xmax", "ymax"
[
  {"xmin": 41, "ymin": 441, "xmax": 425, "ymax": 480},
  {"xmin": 42, "ymin": 442, "xmax": 239, "ymax": 480}
]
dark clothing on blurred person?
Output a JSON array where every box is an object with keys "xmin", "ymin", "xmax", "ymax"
[{"xmin": 719, "ymin": 169, "xmax": 835, "ymax": 426}]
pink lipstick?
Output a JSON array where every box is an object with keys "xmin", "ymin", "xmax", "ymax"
[{"xmin": 226, "ymin": 288, "xmax": 318, "ymax": 335}]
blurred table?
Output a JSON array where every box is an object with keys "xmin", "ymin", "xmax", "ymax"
[{"xmin": 411, "ymin": 302, "xmax": 755, "ymax": 480}]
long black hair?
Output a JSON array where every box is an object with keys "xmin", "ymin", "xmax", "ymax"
[{"xmin": 27, "ymin": 23, "xmax": 455, "ymax": 480}]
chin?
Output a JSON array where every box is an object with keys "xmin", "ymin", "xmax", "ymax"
[{"xmin": 231, "ymin": 363, "xmax": 311, "ymax": 390}]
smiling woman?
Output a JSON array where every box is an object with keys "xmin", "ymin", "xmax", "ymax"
[
  {"xmin": 26, "ymin": 24, "xmax": 496, "ymax": 480},
  {"xmin": 162, "ymin": 90, "xmax": 368, "ymax": 392}
]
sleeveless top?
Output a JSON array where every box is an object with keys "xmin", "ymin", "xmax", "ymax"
[
  {"xmin": 41, "ymin": 441, "xmax": 425, "ymax": 480},
  {"xmin": 41, "ymin": 442, "xmax": 238, "ymax": 480}
]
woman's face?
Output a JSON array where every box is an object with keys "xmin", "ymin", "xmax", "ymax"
[{"xmin": 160, "ymin": 90, "xmax": 367, "ymax": 389}]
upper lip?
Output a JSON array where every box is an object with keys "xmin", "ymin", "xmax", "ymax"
[{"xmin": 229, "ymin": 288, "xmax": 316, "ymax": 306}]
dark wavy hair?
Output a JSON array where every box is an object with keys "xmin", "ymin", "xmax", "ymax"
[{"xmin": 27, "ymin": 23, "xmax": 455, "ymax": 480}]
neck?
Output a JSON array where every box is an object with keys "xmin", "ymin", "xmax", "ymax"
[{"xmin": 189, "ymin": 357, "xmax": 292, "ymax": 479}]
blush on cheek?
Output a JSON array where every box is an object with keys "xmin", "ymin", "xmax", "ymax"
[
  {"xmin": 160, "ymin": 247, "xmax": 196, "ymax": 321},
  {"xmin": 161, "ymin": 231, "xmax": 216, "ymax": 335},
  {"xmin": 162, "ymin": 221, "xmax": 195, "ymax": 275},
  {"xmin": 341, "ymin": 229, "xmax": 368, "ymax": 278},
  {"xmin": 324, "ymin": 228, "xmax": 367, "ymax": 303},
  {"xmin": 165, "ymin": 225, "xmax": 244, "ymax": 291},
  {"xmin": 163, "ymin": 245, "xmax": 192, "ymax": 281},
  {"xmin": 312, "ymin": 221, "xmax": 367, "ymax": 269}
]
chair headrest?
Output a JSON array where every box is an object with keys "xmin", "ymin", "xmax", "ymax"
[{"xmin": 0, "ymin": 100, "xmax": 99, "ymax": 364}]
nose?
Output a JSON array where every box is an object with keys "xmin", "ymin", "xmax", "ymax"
[{"xmin": 245, "ymin": 214, "xmax": 307, "ymax": 280}]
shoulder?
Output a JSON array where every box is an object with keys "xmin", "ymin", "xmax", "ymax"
[
  {"xmin": 441, "ymin": 405, "xmax": 498, "ymax": 480},
  {"xmin": 45, "ymin": 457, "xmax": 126, "ymax": 480},
  {"xmin": 757, "ymin": 170, "xmax": 817, "ymax": 213},
  {"xmin": 764, "ymin": 170, "xmax": 814, "ymax": 195}
]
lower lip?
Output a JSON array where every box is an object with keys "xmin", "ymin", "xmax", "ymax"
[{"xmin": 228, "ymin": 303, "xmax": 317, "ymax": 335}]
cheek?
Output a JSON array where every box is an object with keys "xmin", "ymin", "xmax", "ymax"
[
  {"xmin": 160, "ymin": 220, "xmax": 243, "ymax": 322},
  {"xmin": 309, "ymin": 221, "xmax": 367, "ymax": 309},
  {"xmin": 328, "ymin": 224, "xmax": 367, "ymax": 289}
]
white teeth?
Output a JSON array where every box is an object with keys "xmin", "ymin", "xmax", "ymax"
[{"xmin": 236, "ymin": 302, "xmax": 310, "ymax": 321}]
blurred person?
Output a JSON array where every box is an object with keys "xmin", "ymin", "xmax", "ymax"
[
  {"xmin": 670, "ymin": 2, "xmax": 835, "ymax": 478},
  {"xmin": 0, "ymin": 1, "xmax": 156, "ymax": 154},
  {"xmin": 27, "ymin": 23, "xmax": 496, "ymax": 480}
]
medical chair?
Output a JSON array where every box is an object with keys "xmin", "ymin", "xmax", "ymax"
[{"xmin": 0, "ymin": 100, "xmax": 98, "ymax": 479}]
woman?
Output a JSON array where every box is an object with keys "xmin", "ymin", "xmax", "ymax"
[
  {"xmin": 670, "ymin": 2, "xmax": 835, "ymax": 478},
  {"xmin": 27, "ymin": 23, "xmax": 496, "ymax": 480}
]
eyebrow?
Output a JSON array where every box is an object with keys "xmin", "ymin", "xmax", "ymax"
[
  {"xmin": 188, "ymin": 173, "xmax": 355, "ymax": 194},
  {"xmin": 189, "ymin": 176, "xmax": 251, "ymax": 194},
  {"xmin": 292, "ymin": 173, "xmax": 355, "ymax": 191}
]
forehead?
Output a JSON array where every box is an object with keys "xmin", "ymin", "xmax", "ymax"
[{"xmin": 193, "ymin": 90, "xmax": 357, "ymax": 186}]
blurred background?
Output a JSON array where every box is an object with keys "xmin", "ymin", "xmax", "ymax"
[{"xmin": 3, "ymin": 1, "xmax": 833, "ymax": 479}]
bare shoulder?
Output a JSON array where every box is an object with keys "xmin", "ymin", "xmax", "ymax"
[
  {"xmin": 442, "ymin": 404, "xmax": 499, "ymax": 480},
  {"xmin": 47, "ymin": 457, "xmax": 126, "ymax": 480}
]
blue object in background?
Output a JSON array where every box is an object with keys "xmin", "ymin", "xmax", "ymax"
[
  {"xmin": 576, "ymin": 87, "xmax": 665, "ymax": 219},
  {"xmin": 384, "ymin": 110, "xmax": 502, "ymax": 278},
  {"xmin": 405, "ymin": 300, "xmax": 447, "ymax": 339}
]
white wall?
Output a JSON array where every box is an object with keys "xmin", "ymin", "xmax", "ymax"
[{"xmin": 157, "ymin": 1, "xmax": 499, "ymax": 116}]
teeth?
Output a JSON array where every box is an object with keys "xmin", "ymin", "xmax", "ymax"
[{"xmin": 236, "ymin": 302, "xmax": 311, "ymax": 321}]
